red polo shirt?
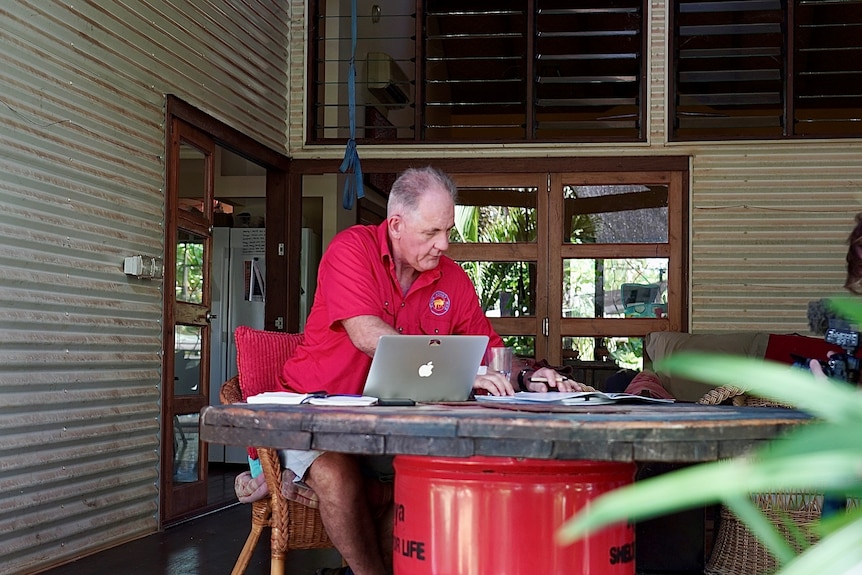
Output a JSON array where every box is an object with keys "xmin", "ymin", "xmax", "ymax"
[{"xmin": 281, "ymin": 221, "xmax": 502, "ymax": 395}]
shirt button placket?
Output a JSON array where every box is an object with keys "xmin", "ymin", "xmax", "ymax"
[{"xmin": 397, "ymin": 301, "xmax": 405, "ymax": 333}]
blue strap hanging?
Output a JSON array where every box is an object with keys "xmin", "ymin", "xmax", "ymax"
[{"xmin": 340, "ymin": 0, "xmax": 364, "ymax": 210}]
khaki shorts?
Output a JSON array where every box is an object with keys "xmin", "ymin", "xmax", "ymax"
[{"xmin": 279, "ymin": 449, "xmax": 394, "ymax": 487}]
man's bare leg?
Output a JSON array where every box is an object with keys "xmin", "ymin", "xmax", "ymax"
[
  {"xmin": 375, "ymin": 498, "xmax": 394, "ymax": 570},
  {"xmin": 362, "ymin": 475, "xmax": 394, "ymax": 570},
  {"xmin": 305, "ymin": 452, "xmax": 387, "ymax": 575}
]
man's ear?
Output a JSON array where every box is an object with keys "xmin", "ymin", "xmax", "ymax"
[{"xmin": 387, "ymin": 215, "xmax": 402, "ymax": 239}]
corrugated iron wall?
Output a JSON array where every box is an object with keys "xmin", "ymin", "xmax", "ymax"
[
  {"xmin": 687, "ymin": 144, "xmax": 862, "ymax": 333},
  {"xmin": 647, "ymin": 3, "xmax": 861, "ymax": 335},
  {"xmin": 648, "ymin": 0, "xmax": 667, "ymax": 144},
  {"xmin": 0, "ymin": 1, "xmax": 289, "ymax": 573}
]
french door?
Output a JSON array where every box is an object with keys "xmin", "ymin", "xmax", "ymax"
[
  {"xmin": 447, "ymin": 167, "xmax": 687, "ymax": 368},
  {"xmin": 162, "ymin": 119, "xmax": 216, "ymax": 521}
]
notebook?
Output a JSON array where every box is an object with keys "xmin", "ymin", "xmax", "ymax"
[{"xmin": 363, "ymin": 335, "xmax": 489, "ymax": 402}]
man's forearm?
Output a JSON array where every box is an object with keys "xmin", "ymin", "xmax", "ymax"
[{"xmin": 341, "ymin": 315, "xmax": 398, "ymax": 356}]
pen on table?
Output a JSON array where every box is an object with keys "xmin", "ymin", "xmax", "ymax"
[{"xmin": 529, "ymin": 376, "xmax": 572, "ymax": 383}]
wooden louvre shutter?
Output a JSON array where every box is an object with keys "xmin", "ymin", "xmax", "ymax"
[
  {"xmin": 423, "ymin": 0, "xmax": 645, "ymax": 142},
  {"xmin": 423, "ymin": 3, "xmax": 529, "ymax": 140},
  {"xmin": 793, "ymin": 0, "xmax": 862, "ymax": 137},
  {"xmin": 534, "ymin": 1, "xmax": 644, "ymax": 141},
  {"xmin": 672, "ymin": 0, "xmax": 786, "ymax": 140}
]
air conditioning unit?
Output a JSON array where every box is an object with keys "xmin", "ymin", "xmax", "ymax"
[{"xmin": 366, "ymin": 52, "xmax": 410, "ymax": 109}]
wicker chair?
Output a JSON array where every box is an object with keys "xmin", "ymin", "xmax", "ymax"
[
  {"xmin": 698, "ymin": 385, "xmax": 821, "ymax": 575},
  {"xmin": 220, "ymin": 333, "xmax": 335, "ymax": 575}
]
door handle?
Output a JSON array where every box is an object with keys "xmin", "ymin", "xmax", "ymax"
[{"xmin": 206, "ymin": 312, "xmax": 217, "ymax": 323}]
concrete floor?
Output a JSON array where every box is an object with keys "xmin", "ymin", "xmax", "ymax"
[{"xmin": 37, "ymin": 503, "xmax": 343, "ymax": 575}]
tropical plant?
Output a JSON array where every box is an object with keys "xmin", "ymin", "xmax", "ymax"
[
  {"xmin": 558, "ymin": 296, "xmax": 862, "ymax": 574},
  {"xmin": 176, "ymin": 240, "xmax": 204, "ymax": 303},
  {"xmin": 453, "ymin": 203, "xmax": 536, "ymax": 315}
]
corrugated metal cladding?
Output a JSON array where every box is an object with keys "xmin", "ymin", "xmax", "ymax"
[
  {"xmin": 287, "ymin": 0, "xmax": 306, "ymax": 151},
  {"xmin": 688, "ymin": 143, "xmax": 862, "ymax": 333},
  {"xmin": 0, "ymin": 1, "xmax": 289, "ymax": 574},
  {"xmin": 647, "ymin": 0, "xmax": 666, "ymax": 144}
]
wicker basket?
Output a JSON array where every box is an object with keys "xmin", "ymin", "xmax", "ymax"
[
  {"xmin": 698, "ymin": 385, "xmax": 821, "ymax": 575},
  {"xmin": 704, "ymin": 494, "xmax": 821, "ymax": 575}
]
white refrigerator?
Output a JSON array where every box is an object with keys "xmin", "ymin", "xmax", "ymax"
[{"xmin": 208, "ymin": 227, "xmax": 319, "ymax": 463}]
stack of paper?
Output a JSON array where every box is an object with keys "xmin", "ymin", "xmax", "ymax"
[
  {"xmin": 246, "ymin": 391, "xmax": 378, "ymax": 406},
  {"xmin": 475, "ymin": 391, "xmax": 674, "ymax": 406}
]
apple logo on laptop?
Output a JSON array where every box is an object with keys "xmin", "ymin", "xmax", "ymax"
[{"xmin": 418, "ymin": 361, "xmax": 434, "ymax": 378}]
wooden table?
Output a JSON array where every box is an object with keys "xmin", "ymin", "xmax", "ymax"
[
  {"xmin": 200, "ymin": 401, "xmax": 810, "ymax": 575},
  {"xmin": 200, "ymin": 401, "xmax": 810, "ymax": 464}
]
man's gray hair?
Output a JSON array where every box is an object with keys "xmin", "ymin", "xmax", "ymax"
[{"xmin": 387, "ymin": 167, "xmax": 458, "ymax": 217}]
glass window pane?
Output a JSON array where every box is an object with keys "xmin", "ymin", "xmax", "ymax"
[
  {"xmin": 451, "ymin": 187, "xmax": 538, "ymax": 243},
  {"xmin": 563, "ymin": 258, "xmax": 668, "ymax": 319},
  {"xmin": 178, "ymin": 143, "xmax": 207, "ymax": 214},
  {"xmin": 174, "ymin": 325, "xmax": 202, "ymax": 396},
  {"xmin": 312, "ymin": 0, "xmax": 415, "ymax": 141},
  {"xmin": 502, "ymin": 335, "xmax": 537, "ymax": 361},
  {"xmin": 173, "ymin": 412, "xmax": 201, "ymax": 483},
  {"xmin": 312, "ymin": 1, "xmax": 646, "ymax": 143},
  {"xmin": 458, "ymin": 261, "xmax": 537, "ymax": 317},
  {"xmin": 563, "ymin": 336, "xmax": 644, "ymax": 371},
  {"xmin": 562, "ymin": 184, "xmax": 668, "ymax": 244},
  {"xmin": 176, "ymin": 230, "xmax": 205, "ymax": 304}
]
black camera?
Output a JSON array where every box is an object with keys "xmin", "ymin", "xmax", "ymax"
[{"xmin": 792, "ymin": 328, "xmax": 860, "ymax": 384}]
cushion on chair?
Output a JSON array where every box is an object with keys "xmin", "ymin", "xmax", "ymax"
[
  {"xmin": 645, "ymin": 332, "xmax": 770, "ymax": 401},
  {"xmin": 763, "ymin": 333, "xmax": 856, "ymax": 365},
  {"xmin": 234, "ymin": 326, "xmax": 304, "ymax": 399},
  {"xmin": 623, "ymin": 370, "xmax": 675, "ymax": 400},
  {"xmin": 234, "ymin": 327, "xmax": 305, "ymax": 462}
]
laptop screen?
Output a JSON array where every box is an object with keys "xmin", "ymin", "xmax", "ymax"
[{"xmin": 363, "ymin": 335, "xmax": 489, "ymax": 402}]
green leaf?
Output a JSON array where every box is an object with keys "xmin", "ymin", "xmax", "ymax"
[
  {"xmin": 778, "ymin": 518, "xmax": 862, "ymax": 575},
  {"xmin": 559, "ymin": 295, "xmax": 862, "ymax": 571},
  {"xmin": 655, "ymin": 353, "xmax": 862, "ymax": 423},
  {"xmin": 557, "ymin": 450, "xmax": 860, "ymax": 545},
  {"xmin": 827, "ymin": 297, "xmax": 862, "ymax": 326},
  {"xmin": 724, "ymin": 494, "xmax": 797, "ymax": 564}
]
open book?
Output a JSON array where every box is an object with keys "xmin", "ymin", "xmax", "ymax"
[
  {"xmin": 246, "ymin": 391, "xmax": 378, "ymax": 407},
  {"xmin": 475, "ymin": 391, "xmax": 674, "ymax": 406}
]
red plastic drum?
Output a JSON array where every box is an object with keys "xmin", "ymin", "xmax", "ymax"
[{"xmin": 393, "ymin": 455, "xmax": 636, "ymax": 575}]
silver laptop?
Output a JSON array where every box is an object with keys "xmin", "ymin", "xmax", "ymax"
[{"xmin": 363, "ymin": 335, "xmax": 489, "ymax": 402}]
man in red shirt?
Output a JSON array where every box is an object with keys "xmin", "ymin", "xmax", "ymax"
[{"xmin": 282, "ymin": 167, "xmax": 576, "ymax": 575}]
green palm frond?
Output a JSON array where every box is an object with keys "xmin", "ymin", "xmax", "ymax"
[{"xmin": 558, "ymin": 297, "xmax": 862, "ymax": 574}]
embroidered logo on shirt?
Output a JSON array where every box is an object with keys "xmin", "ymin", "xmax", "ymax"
[{"xmin": 429, "ymin": 291, "xmax": 451, "ymax": 315}]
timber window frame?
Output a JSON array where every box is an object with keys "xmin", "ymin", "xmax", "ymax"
[{"xmin": 308, "ymin": 0, "xmax": 647, "ymax": 144}]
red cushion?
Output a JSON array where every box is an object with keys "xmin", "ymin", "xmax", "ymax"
[
  {"xmin": 234, "ymin": 326, "xmax": 304, "ymax": 400},
  {"xmin": 764, "ymin": 333, "xmax": 852, "ymax": 366}
]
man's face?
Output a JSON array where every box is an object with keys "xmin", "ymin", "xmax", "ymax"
[{"xmin": 390, "ymin": 185, "xmax": 455, "ymax": 273}]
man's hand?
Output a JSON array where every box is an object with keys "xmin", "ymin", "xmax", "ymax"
[
  {"xmin": 523, "ymin": 366, "xmax": 585, "ymax": 392},
  {"xmin": 808, "ymin": 351, "xmax": 835, "ymax": 379},
  {"xmin": 473, "ymin": 371, "xmax": 516, "ymax": 396}
]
